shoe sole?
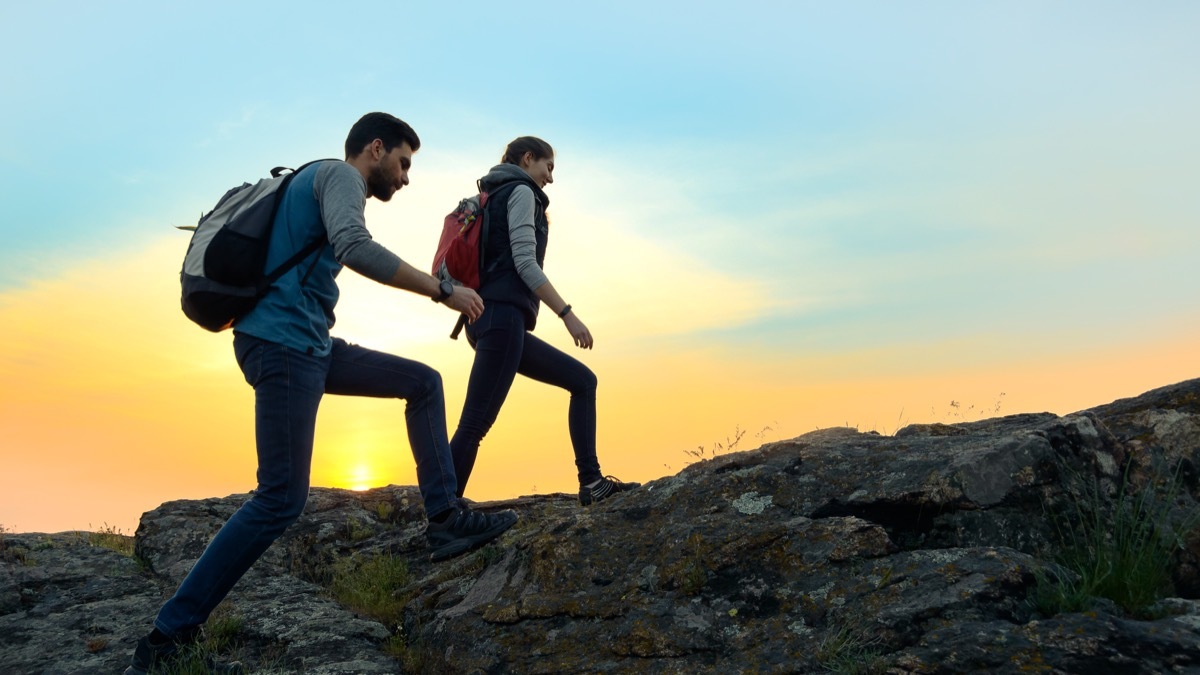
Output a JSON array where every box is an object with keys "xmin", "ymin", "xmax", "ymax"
[
  {"xmin": 580, "ymin": 483, "xmax": 642, "ymax": 506},
  {"xmin": 429, "ymin": 513, "xmax": 518, "ymax": 562}
]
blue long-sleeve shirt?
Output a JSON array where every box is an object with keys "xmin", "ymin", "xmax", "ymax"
[{"xmin": 234, "ymin": 160, "xmax": 403, "ymax": 355}]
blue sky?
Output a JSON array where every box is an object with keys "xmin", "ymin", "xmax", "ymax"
[
  {"xmin": 2, "ymin": 2, "xmax": 1199, "ymax": 532},
  {"xmin": 3, "ymin": 0, "xmax": 1197, "ymax": 375},
  {"xmin": 5, "ymin": 2, "xmax": 1196, "ymax": 332}
]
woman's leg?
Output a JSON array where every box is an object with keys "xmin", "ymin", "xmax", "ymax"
[
  {"xmin": 516, "ymin": 332, "xmax": 601, "ymax": 485},
  {"xmin": 449, "ymin": 303, "xmax": 527, "ymax": 496}
]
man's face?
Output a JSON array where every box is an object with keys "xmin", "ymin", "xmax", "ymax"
[{"xmin": 367, "ymin": 141, "xmax": 413, "ymax": 202}]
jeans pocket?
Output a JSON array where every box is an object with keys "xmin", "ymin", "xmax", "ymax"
[{"xmin": 233, "ymin": 335, "xmax": 265, "ymax": 386}]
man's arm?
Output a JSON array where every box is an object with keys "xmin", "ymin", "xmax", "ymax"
[
  {"xmin": 314, "ymin": 162, "xmax": 403, "ymax": 279},
  {"xmin": 385, "ymin": 260, "xmax": 483, "ymax": 321},
  {"xmin": 314, "ymin": 161, "xmax": 482, "ymax": 320}
]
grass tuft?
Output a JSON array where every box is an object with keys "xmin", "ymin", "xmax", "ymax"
[
  {"xmin": 384, "ymin": 632, "xmax": 440, "ymax": 673},
  {"xmin": 203, "ymin": 601, "xmax": 245, "ymax": 653},
  {"xmin": 0, "ymin": 525, "xmax": 30, "ymax": 566},
  {"xmin": 328, "ymin": 552, "xmax": 412, "ymax": 625},
  {"xmin": 87, "ymin": 523, "xmax": 135, "ymax": 556},
  {"xmin": 815, "ymin": 623, "xmax": 887, "ymax": 674},
  {"xmin": 1035, "ymin": 457, "xmax": 1198, "ymax": 618},
  {"xmin": 684, "ymin": 422, "xmax": 779, "ymax": 465}
]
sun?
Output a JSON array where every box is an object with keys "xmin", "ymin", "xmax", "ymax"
[{"xmin": 347, "ymin": 462, "xmax": 376, "ymax": 492}]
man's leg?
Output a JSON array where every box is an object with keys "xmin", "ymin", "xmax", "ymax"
[
  {"xmin": 323, "ymin": 338, "xmax": 459, "ymax": 518},
  {"xmin": 323, "ymin": 337, "xmax": 518, "ymax": 561},
  {"xmin": 154, "ymin": 335, "xmax": 325, "ymax": 635}
]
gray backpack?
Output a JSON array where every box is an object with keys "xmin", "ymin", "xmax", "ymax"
[{"xmin": 179, "ymin": 160, "xmax": 330, "ymax": 331}]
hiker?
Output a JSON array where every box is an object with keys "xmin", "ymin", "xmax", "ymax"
[
  {"xmin": 126, "ymin": 113, "xmax": 517, "ymax": 675},
  {"xmin": 448, "ymin": 136, "xmax": 640, "ymax": 506}
]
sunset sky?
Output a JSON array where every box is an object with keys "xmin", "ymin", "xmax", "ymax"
[{"xmin": 2, "ymin": 2, "xmax": 1198, "ymax": 535}]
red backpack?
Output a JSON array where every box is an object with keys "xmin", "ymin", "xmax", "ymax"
[
  {"xmin": 433, "ymin": 181, "xmax": 525, "ymax": 338},
  {"xmin": 432, "ymin": 180, "xmax": 529, "ymax": 291},
  {"xmin": 431, "ymin": 188, "xmax": 490, "ymax": 290}
]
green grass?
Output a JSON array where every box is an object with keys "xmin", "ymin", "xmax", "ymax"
[
  {"xmin": 373, "ymin": 501, "xmax": 395, "ymax": 522},
  {"xmin": 0, "ymin": 524, "xmax": 30, "ymax": 566},
  {"xmin": 344, "ymin": 517, "xmax": 375, "ymax": 543},
  {"xmin": 151, "ymin": 645, "xmax": 219, "ymax": 675},
  {"xmin": 202, "ymin": 601, "xmax": 245, "ymax": 653},
  {"xmin": 815, "ymin": 624, "xmax": 887, "ymax": 674},
  {"xmin": 148, "ymin": 603, "xmax": 247, "ymax": 675},
  {"xmin": 87, "ymin": 523, "xmax": 135, "ymax": 556},
  {"xmin": 655, "ymin": 532, "xmax": 712, "ymax": 596},
  {"xmin": 384, "ymin": 632, "xmax": 438, "ymax": 673},
  {"xmin": 328, "ymin": 552, "xmax": 412, "ymax": 625},
  {"xmin": 324, "ymin": 552, "xmax": 443, "ymax": 672},
  {"xmin": 1034, "ymin": 457, "xmax": 1198, "ymax": 618}
]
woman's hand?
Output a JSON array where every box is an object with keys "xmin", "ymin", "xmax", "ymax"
[{"xmin": 563, "ymin": 312, "xmax": 593, "ymax": 349}]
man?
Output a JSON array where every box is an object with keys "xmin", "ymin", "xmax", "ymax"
[{"xmin": 126, "ymin": 113, "xmax": 517, "ymax": 674}]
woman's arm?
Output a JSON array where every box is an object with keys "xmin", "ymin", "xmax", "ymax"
[
  {"xmin": 505, "ymin": 187, "xmax": 549, "ymax": 291},
  {"xmin": 507, "ymin": 187, "xmax": 592, "ymax": 349},
  {"xmin": 533, "ymin": 279, "xmax": 591, "ymax": 349}
]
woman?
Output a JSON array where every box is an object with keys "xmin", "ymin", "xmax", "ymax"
[{"xmin": 449, "ymin": 136, "xmax": 639, "ymax": 506}]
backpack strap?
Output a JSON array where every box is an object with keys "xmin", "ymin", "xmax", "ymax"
[
  {"xmin": 259, "ymin": 237, "xmax": 328, "ymax": 295},
  {"xmin": 255, "ymin": 159, "xmax": 337, "ymax": 295},
  {"xmin": 446, "ymin": 180, "xmax": 518, "ymax": 341},
  {"xmin": 476, "ymin": 179, "xmax": 527, "ymax": 283},
  {"xmin": 447, "ymin": 178, "xmax": 534, "ymax": 340},
  {"xmin": 450, "ymin": 313, "xmax": 468, "ymax": 340}
]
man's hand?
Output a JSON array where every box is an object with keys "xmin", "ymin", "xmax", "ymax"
[{"xmin": 444, "ymin": 286, "xmax": 484, "ymax": 322}]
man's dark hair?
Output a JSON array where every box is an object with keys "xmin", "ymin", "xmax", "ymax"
[
  {"xmin": 345, "ymin": 112, "xmax": 421, "ymax": 158},
  {"xmin": 501, "ymin": 136, "xmax": 554, "ymax": 165}
]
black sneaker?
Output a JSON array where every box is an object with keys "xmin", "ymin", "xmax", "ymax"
[
  {"xmin": 125, "ymin": 629, "xmax": 246, "ymax": 674},
  {"xmin": 580, "ymin": 476, "xmax": 641, "ymax": 506},
  {"xmin": 426, "ymin": 507, "xmax": 518, "ymax": 562}
]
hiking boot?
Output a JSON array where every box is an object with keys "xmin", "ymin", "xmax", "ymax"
[
  {"xmin": 426, "ymin": 507, "xmax": 518, "ymax": 562},
  {"xmin": 580, "ymin": 476, "xmax": 641, "ymax": 506},
  {"xmin": 124, "ymin": 629, "xmax": 246, "ymax": 674}
]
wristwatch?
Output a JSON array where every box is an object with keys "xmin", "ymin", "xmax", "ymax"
[{"xmin": 433, "ymin": 279, "xmax": 454, "ymax": 303}]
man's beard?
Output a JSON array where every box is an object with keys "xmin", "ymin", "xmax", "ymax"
[{"xmin": 367, "ymin": 164, "xmax": 396, "ymax": 201}]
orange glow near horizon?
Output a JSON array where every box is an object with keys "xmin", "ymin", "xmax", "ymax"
[{"xmin": 2, "ymin": 238, "xmax": 1198, "ymax": 535}]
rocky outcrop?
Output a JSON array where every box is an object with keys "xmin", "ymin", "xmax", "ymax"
[{"xmin": 3, "ymin": 378, "xmax": 1200, "ymax": 673}]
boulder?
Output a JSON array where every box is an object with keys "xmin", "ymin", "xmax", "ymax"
[{"xmin": 3, "ymin": 378, "xmax": 1200, "ymax": 673}]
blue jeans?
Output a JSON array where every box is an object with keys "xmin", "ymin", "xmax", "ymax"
[
  {"xmin": 155, "ymin": 334, "xmax": 458, "ymax": 636},
  {"xmin": 449, "ymin": 302, "xmax": 601, "ymax": 495}
]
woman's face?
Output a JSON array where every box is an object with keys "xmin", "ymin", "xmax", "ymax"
[{"xmin": 523, "ymin": 153, "xmax": 555, "ymax": 189}]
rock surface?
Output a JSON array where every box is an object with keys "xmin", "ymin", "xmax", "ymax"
[{"xmin": 3, "ymin": 379, "xmax": 1200, "ymax": 673}]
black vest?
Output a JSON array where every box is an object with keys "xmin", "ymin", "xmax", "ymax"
[{"xmin": 478, "ymin": 179, "xmax": 550, "ymax": 330}]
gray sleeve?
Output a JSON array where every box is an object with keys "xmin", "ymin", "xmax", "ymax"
[
  {"xmin": 506, "ymin": 186, "xmax": 549, "ymax": 291},
  {"xmin": 313, "ymin": 162, "xmax": 402, "ymax": 283}
]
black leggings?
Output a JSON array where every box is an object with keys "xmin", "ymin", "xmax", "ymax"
[{"xmin": 449, "ymin": 302, "xmax": 600, "ymax": 496}]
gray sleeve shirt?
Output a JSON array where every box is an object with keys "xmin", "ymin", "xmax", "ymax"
[
  {"xmin": 506, "ymin": 185, "xmax": 549, "ymax": 291},
  {"xmin": 312, "ymin": 161, "xmax": 403, "ymax": 283}
]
